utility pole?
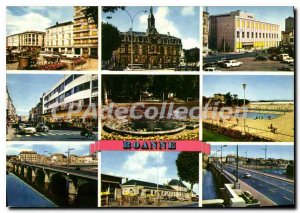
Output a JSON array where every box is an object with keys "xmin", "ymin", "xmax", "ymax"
[
  {"xmin": 65, "ymin": 147, "xmax": 75, "ymax": 168},
  {"xmin": 235, "ymin": 145, "xmax": 239, "ymax": 189},
  {"xmin": 242, "ymin": 84, "xmax": 247, "ymax": 134}
]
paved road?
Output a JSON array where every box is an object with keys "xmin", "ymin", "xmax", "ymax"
[
  {"xmin": 9, "ymin": 129, "xmax": 98, "ymax": 141},
  {"xmin": 224, "ymin": 165, "xmax": 294, "ymax": 206}
]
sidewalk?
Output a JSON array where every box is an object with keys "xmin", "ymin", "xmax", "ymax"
[{"xmin": 6, "ymin": 127, "xmax": 16, "ymax": 141}]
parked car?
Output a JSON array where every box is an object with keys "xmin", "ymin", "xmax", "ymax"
[
  {"xmin": 268, "ymin": 53, "xmax": 278, "ymax": 61},
  {"xmin": 278, "ymin": 53, "xmax": 289, "ymax": 61},
  {"xmin": 244, "ymin": 173, "xmax": 251, "ymax": 179},
  {"xmin": 232, "ymin": 169, "xmax": 237, "ymax": 175},
  {"xmin": 169, "ymin": 196, "xmax": 179, "ymax": 201},
  {"xmin": 191, "ymin": 196, "xmax": 199, "ymax": 202},
  {"xmin": 204, "ymin": 67, "xmax": 217, "ymax": 72},
  {"xmin": 255, "ymin": 56, "xmax": 268, "ymax": 61},
  {"xmin": 217, "ymin": 58, "xmax": 229, "ymax": 65},
  {"xmin": 61, "ymin": 52, "xmax": 81, "ymax": 59},
  {"xmin": 36, "ymin": 123, "xmax": 49, "ymax": 132},
  {"xmin": 282, "ymin": 57, "xmax": 294, "ymax": 63},
  {"xmin": 223, "ymin": 60, "xmax": 243, "ymax": 68},
  {"xmin": 203, "ymin": 62, "xmax": 218, "ymax": 69},
  {"xmin": 39, "ymin": 51, "xmax": 60, "ymax": 58},
  {"xmin": 124, "ymin": 66, "xmax": 145, "ymax": 71},
  {"xmin": 18, "ymin": 124, "xmax": 36, "ymax": 134}
]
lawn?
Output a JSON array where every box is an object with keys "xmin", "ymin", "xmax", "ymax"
[{"xmin": 202, "ymin": 128, "xmax": 237, "ymax": 142}]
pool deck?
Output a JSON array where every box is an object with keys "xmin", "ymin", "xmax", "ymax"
[{"xmin": 203, "ymin": 110, "xmax": 294, "ymax": 142}]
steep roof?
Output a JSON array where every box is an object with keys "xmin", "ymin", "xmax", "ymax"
[{"xmin": 168, "ymin": 179, "xmax": 187, "ymax": 188}]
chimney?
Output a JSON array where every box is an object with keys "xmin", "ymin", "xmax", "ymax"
[{"xmin": 56, "ymin": 22, "xmax": 59, "ymax": 25}]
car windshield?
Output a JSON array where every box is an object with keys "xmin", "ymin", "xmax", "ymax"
[{"xmin": 25, "ymin": 125, "xmax": 33, "ymax": 128}]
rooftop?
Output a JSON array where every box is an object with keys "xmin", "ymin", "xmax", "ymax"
[
  {"xmin": 46, "ymin": 21, "xmax": 73, "ymax": 30},
  {"xmin": 123, "ymin": 179, "xmax": 175, "ymax": 191}
]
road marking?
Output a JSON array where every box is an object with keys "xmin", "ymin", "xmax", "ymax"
[
  {"xmin": 40, "ymin": 133, "xmax": 47, "ymax": 136},
  {"xmin": 283, "ymin": 197, "xmax": 293, "ymax": 202},
  {"xmin": 47, "ymin": 133, "xmax": 55, "ymax": 135}
]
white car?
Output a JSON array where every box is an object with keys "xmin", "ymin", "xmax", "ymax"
[
  {"xmin": 18, "ymin": 124, "xmax": 36, "ymax": 134},
  {"xmin": 39, "ymin": 51, "xmax": 60, "ymax": 58},
  {"xmin": 244, "ymin": 173, "xmax": 251, "ymax": 179},
  {"xmin": 223, "ymin": 60, "xmax": 243, "ymax": 68},
  {"xmin": 61, "ymin": 52, "xmax": 81, "ymax": 59},
  {"xmin": 204, "ymin": 67, "xmax": 217, "ymax": 72},
  {"xmin": 217, "ymin": 58, "xmax": 229, "ymax": 64},
  {"xmin": 283, "ymin": 57, "xmax": 294, "ymax": 63}
]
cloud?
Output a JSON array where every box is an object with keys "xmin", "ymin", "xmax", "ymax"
[
  {"xmin": 182, "ymin": 37, "xmax": 199, "ymax": 49},
  {"xmin": 139, "ymin": 7, "xmax": 180, "ymax": 38},
  {"xmin": 6, "ymin": 144, "xmax": 34, "ymax": 155},
  {"xmin": 181, "ymin": 7, "xmax": 195, "ymax": 16},
  {"xmin": 139, "ymin": 7, "xmax": 199, "ymax": 48},
  {"xmin": 120, "ymin": 152, "xmax": 170, "ymax": 184},
  {"xmin": 6, "ymin": 9, "xmax": 51, "ymax": 35}
]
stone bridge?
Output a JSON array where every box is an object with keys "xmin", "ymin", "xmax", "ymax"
[{"xmin": 7, "ymin": 161, "xmax": 98, "ymax": 207}]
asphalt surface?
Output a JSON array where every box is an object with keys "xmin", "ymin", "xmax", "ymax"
[
  {"xmin": 224, "ymin": 165, "xmax": 294, "ymax": 206},
  {"xmin": 10, "ymin": 129, "xmax": 98, "ymax": 141}
]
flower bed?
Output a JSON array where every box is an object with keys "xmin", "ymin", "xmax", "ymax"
[
  {"xmin": 38, "ymin": 62, "xmax": 68, "ymax": 70},
  {"xmin": 73, "ymin": 57, "xmax": 87, "ymax": 66}
]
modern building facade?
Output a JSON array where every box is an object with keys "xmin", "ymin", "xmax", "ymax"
[
  {"xmin": 6, "ymin": 31, "xmax": 45, "ymax": 50},
  {"xmin": 73, "ymin": 6, "xmax": 98, "ymax": 58},
  {"xmin": 209, "ymin": 10, "xmax": 281, "ymax": 52},
  {"xmin": 113, "ymin": 7, "xmax": 182, "ymax": 69},
  {"xmin": 45, "ymin": 21, "xmax": 74, "ymax": 53},
  {"xmin": 42, "ymin": 74, "xmax": 98, "ymax": 125}
]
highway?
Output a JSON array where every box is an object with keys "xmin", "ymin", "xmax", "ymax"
[{"xmin": 223, "ymin": 165, "xmax": 294, "ymax": 206}]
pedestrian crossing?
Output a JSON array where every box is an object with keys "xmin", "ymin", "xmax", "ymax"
[{"xmin": 15, "ymin": 132, "xmax": 84, "ymax": 138}]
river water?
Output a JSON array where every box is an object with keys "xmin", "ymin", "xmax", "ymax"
[{"xmin": 6, "ymin": 173, "xmax": 56, "ymax": 207}]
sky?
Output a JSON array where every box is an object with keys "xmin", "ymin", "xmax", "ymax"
[
  {"xmin": 101, "ymin": 151, "xmax": 199, "ymax": 193},
  {"xmin": 7, "ymin": 74, "xmax": 63, "ymax": 116},
  {"xmin": 6, "ymin": 143, "xmax": 91, "ymax": 156},
  {"xmin": 206, "ymin": 6, "xmax": 294, "ymax": 30},
  {"xmin": 203, "ymin": 75, "xmax": 294, "ymax": 101},
  {"xmin": 102, "ymin": 6, "xmax": 200, "ymax": 49},
  {"xmin": 6, "ymin": 6, "xmax": 74, "ymax": 35},
  {"xmin": 210, "ymin": 145, "xmax": 294, "ymax": 160}
]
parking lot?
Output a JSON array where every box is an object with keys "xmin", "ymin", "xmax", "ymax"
[{"xmin": 214, "ymin": 57, "xmax": 294, "ymax": 72}]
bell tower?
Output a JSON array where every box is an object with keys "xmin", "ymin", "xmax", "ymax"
[{"xmin": 147, "ymin": 6, "xmax": 157, "ymax": 34}]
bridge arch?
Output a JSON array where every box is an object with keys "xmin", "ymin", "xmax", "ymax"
[{"xmin": 75, "ymin": 180, "xmax": 98, "ymax": 207}]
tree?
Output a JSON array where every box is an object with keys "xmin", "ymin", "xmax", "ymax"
[
  {"xmin": 102, "ymin": 22, "xmax": 122, "ymax": 62},
  {"xmin": 176, "ymin": 152, "xmax": 199, "ymax": 195},
  {"xmin": 83, "ymin": 7, "xmax": 98, "ymax": 28},
  {"xmin": 102, "ymin": 6, "xmax": 125, "ymax": 13}
]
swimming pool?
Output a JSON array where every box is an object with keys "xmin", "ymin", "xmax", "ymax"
[{"xmin": 234, "ymin": 112, "xmax": 281, "ymax": 120}]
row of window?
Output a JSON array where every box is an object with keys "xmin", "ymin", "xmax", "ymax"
[
  {"xmin": 44, "ymin": 80, "xmax": 97, "ymax": 108},
  {"xmin": 44, "ymin": 74, "xmax": 84, "ymax": 101},
  {"xmin": 236, "ymin": 19, "xmax": 279, "ymax": 31},
  {"xmin": 236, "ymin": 31, "xmax": 279, "ymax": 39},
  {"xmin": 120, "ymin": 44, "xmax": 181, "ymax": 55},
  {"xmin": 121, "ymin": 35, "xmax": 181, "ymax": 45}
]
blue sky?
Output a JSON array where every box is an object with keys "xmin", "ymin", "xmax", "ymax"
[
  {"xmin": 102, "ymin": 151, "xmax": 199, "ymax": 192},
  {"xmin": 203, "ymin": 75, "xmax": 294, "ymax": 101},
  {"xmin": 210, "ymin": 145, "xmax": 294, "ymax": 160},
  {"xmin": 102, "ymin": 6, "xmax": 200, "ymax": 49},
  {"xmin": 206, "ymin": 6, "xmax": 294, "ymax": 30},
  {"xmin": 7, "ymin": 74, "xmax": 63, "ymax": 116},
  {"xmin": 6, "ymin": 143, "xmax": 91, "ymax": 156},
  {"xmin": 7, "ymin": 6, "xmax": 74, "ymax": 35}
]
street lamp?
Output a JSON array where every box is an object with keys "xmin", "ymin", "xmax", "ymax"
[
  {"xmin": 106, "ymin": 9, "xmax": 147, "ymax": 70},
  {"xmin": 262, "ymin": 146, "xmax": 267, "ymax": 173},
  {"xmin": 123, "ymin": 9, "xmax": 147, "ymax": 70},
  {"xmin": 156, "ymin": 151, "xmax": 160, "ymax": 206},
  {"xmin": 220, "ymin": 145, "xmax": 227, "ymax": 173},
  {"xmin": 223, "ymin": 24, "xmax": 229, "ymax": 53},
  {"xmin": 242, "ymin": 83, "xmax": 247, "ymax": 134},
  {"xmin": 235, "ymin": 145, "xmax": 239, "ymax": 189},
  {"xmin": 65, "ymin": 147, "xmax": 75, "ymax": 168}
]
